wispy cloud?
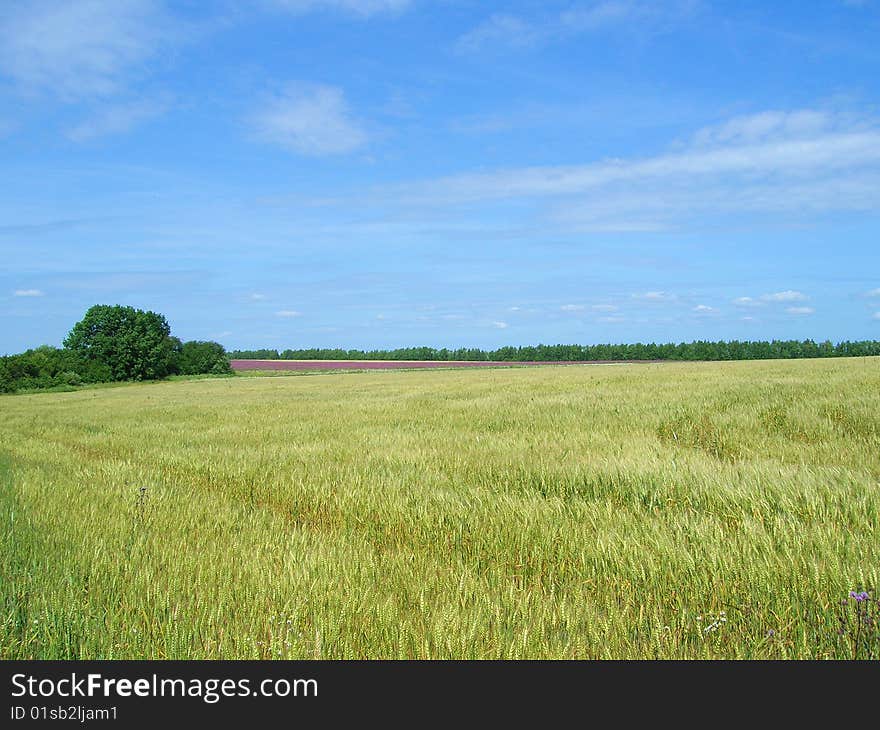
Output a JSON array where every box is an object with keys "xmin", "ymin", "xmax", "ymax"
[
  {"xmin": 786, "ymin": 306, "xmax": 815, "ymax": 315},
  {"xmin": 633, "ymin": 291, "xmax": 676, "ymax": 301},
  {"xmin": 591, "ymin": 304, "xmax": 619, "ymax": 312},
  {"xmin": 431, "ymin": 118, "xmax": 879, "ymax": 202},
  {"xmin": 13, "ymin": 288, "xmax": 44, "ymax": 297},
  {"xmin": 735, "ymin": 291, "xmax": 809, "ymax": 309},
  {"xmin": 255, "ymin": 105, "xmax": 880, "ymax": 237},
  {"xmin": 873, "ymin": 312, "xmax": 880, "ymax": 320},
  {"xmin": 761, "ymin": 290, "xmax": 808, "ymax": 302},
  {"xmin": 693, "ymin": 304, "xmax": 717, "ymax": 313},
  {"xmin": 385, "ymin": 108, "xmax": 880, "ymax": 230},
  {"xmin": 456, "ymin": 2, "xmax": 693, "ymax": 54},
  {"xmin": 251, "ymin": 83, "xmax": 368, "ymax": 156},
  {"xmin": 275, "ymin": 310, "xmax": 302, "ymax": 318},
  {"xmin": 868, "ymin": 288, "xmax": 880, "ymax": 297},
  {"xmin": 0, "ymin": 217, "xmax": 114, "ymax": 235},
  {"xmin": 491, "ymin": 321, "xmax": 509, "ymax": 329},
  {"xmin": 733, "ymin": 296, "xmax": 762, "ymax": 307},
  {"xmin": 250, "ymin": 293, "xmax": 267, "ymax": 301},
  {"xmin": 66, "ymin": 96, "xmax": 170, "ymax": 141},
  {"xmin": 560, "ymin": 0, "xmax": 692, "ymax": 35},
  {"xmin": 455, "ymin": 14, "xmax": 543, "ymax": 54},
  {"xmin": 0, "ymin": 0, "xmax": 174, "ymax": 99},
  {"xmin": 560, "ymin": 303, "xmax": 586, "ymax": 311},
  {"xmin": 269, "ymin": 0, "xmax": 411, "ymax": 17},
  {"xmin": 691, "ymin": 109, "xmax": 838, "ymax": 147}
]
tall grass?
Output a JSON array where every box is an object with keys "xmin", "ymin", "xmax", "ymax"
[{"xmin": 1, "ymin": 358, "xmax": 878, "ymax": 658}]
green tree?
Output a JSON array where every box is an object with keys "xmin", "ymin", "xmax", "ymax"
[
  {"xmin": 63, "ymin": 304, "xmax": 176, "ymax": 381},
  {"xmin": 175, "ymin": 340, "xmax": 233, "ymax": 375}
]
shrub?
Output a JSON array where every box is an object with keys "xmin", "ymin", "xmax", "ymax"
[{"xmin": 174, "ymin": 340, "xmax": 232, "ymax": 376}]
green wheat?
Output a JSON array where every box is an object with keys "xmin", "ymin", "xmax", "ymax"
[{"xmin": 1, "ymin": 358, "xmax": 877, "ymax": 658}]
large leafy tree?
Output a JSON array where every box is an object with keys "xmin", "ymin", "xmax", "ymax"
[{"xmin": 63, "ymin": 304, "xmax": 177, "ymax": 381}]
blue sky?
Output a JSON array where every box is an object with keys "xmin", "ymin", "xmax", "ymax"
[{"xmin": 2, "ymin": 0, "xmax": 879, "ymax": 354}]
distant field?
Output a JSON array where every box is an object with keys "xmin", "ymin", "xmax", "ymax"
[
  {"xmin": 230, "ymin": 359, "xmax": 617, "ymax": 370},
  {"xmin": 1, "ymin": 358, "xmax": 878, "ymax": 659}
]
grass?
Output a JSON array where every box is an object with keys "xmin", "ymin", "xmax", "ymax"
[
  {"xmin": 6, "ymin": 372, "xmax": 236, "ymax": 396},
  {"xmin": 0, "ymin": 358, "xmax": 878, "ymax": 659}
]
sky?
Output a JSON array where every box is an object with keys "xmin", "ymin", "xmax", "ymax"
[{"xmin": 1, "ymin": 0, "xmax": 879, "ymax": 354}]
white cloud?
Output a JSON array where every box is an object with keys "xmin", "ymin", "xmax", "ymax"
[
  {"xmin": 560, "ymin": 1, "xmax": 656, "ymax": 32},
  {"xmin": 691, "ymin": 109, "xmax": 835, "ymax": 147},
  {"xmin": 761, "ymin": 290, "xmax": 807, "ymax": 302},
  {"xmin": 867, "ymin": 288, "xmax": 880, "ymax": 297},
  {"xmin": 251, "ymin": 84, "xmax": 368, "ymax": 156},
  {"xmin": 66, "ymin": 97, "xmax": 169, "ymax": 141},
  {"xmin": 633, "ymin": 291, "xmax": 676, "ymax": 301},
  {"xmin": 250, "ymin": 293, "xmax": 267, "ymax": 300},
  {"xmin": 693, "ymin": 304, "xmax": 716, "ymax": 313},
  {"xmin": 0, "ymin": 0, "xmax": 172, "ymax": 99},
  {"xmin": 733, "ymin": 296, "xmax": 762, "ymax": 307},
  {"xmin": 737, "ymin": 292, "xmax": 809, "ymax": 311},
  {"xmin": 873, "ymin": 311, "xmax": 880, "ymax": 320},
  {"xmin": 456, "ymin": 14, "xmax": 543, "ymax": 54},
  {"xmin": 591, "ymin": 304, "xmax": 619, "ymax": 312},
  {"xmin": 282, "ymin": 105, "xmax": 880, "ymax": 235},
  {"xmin": 421, "ymin": 125, "xmax": 880, "ymax": 202},
  {"xmin": 491, "ymin": 321, "xmax": 509, "ymax": 329},
  {"xmin": 560, "ymin": 303, "xmax": 586, "ymax": 311},
  {"xmin": 275, "ymin": 310, "xmax": 302, "ymax": 318},
  {"xmin": 388, "ymin": 109, "xmax": 880, "ymax": 230},
  {"xmin": 598, "ymin": 315, "xmax": 625, "ymax": 323},
  {"xmin": 269, "ymin": 0, "xmax": 411, "ymax": 17},
  {"xmin": 14, "ymin": 288, "xmax": 44, "ymax": 297},
  {"xmin": 457, "ymin": 2, "xmax": 690, "ymax": 54}
]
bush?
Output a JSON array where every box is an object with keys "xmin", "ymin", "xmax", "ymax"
[
  {"xmin": 0, "ymin": 347, "xmax": 84, "ymax": 392},
  {"xmin": 174, "ymin": 340, "xmax": 232, "ymax": 376}
]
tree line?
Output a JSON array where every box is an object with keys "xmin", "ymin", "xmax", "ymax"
[
  {"xmin": 230, "ymin": 339, "xmax": 880, "ymax": 363},
  {"xmin": 1, "ymin": 304, "xmax": 231, "ymax": 394}
]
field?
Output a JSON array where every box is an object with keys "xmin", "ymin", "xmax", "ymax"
[
  {"xmin": 1, "ymin": 358, "xmax": 878, "ymax": 659},
  {"xmin": 230, "ymin": 358, "xmax": 588, "ymax": 371}
]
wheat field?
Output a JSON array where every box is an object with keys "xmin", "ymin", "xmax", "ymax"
[{"xmin": 1, "ymin": 358, "xmax": 878, "ymax": 659}]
